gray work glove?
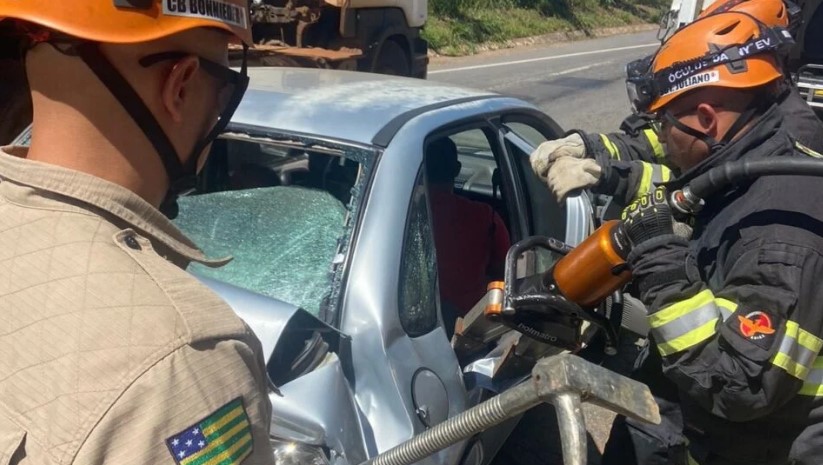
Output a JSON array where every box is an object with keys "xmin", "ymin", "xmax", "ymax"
[
  {"xmin": 546, "ymin": 156, "xmax": 602, "ymax": 202},
  {"xmin": 530, "ymin": 133, "xmax": 586, "ymax": 182}
]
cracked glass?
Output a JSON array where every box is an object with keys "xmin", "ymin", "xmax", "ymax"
[{"xmin": 174, "ymin": 132, "xmax": 374, "ymax": 320}]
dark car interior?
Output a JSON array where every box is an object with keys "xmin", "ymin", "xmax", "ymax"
[{"xmin": 197, "ymin": 138, "xmax": 361, "ymax": 206}]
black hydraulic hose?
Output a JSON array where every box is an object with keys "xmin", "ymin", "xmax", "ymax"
[{"xmin": 687, "ymin": 158, "xmax": 823, "ymax": 200}]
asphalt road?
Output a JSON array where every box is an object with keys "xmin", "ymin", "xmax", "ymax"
[{"xmin": 428, "ymin": 30, "xmax": 661, "ymax": 134}]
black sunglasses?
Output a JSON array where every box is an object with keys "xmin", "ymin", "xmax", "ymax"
[{"xmin": 139, "ymin": 51, "xmax": 249, "ymax": 109}]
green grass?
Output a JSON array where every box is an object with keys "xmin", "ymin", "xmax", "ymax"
[{"xmin": 423, "ymin": 0, "xmax": 669, "ymax": 56}]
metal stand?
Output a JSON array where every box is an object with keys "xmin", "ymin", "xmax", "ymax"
[{"xmin": 360, "ymin": 353, "xmax": 660, "ymax": 465}]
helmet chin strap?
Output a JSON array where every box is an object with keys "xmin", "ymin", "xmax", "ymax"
[
  {"xmin": 72, "ymin": 42, "xmax": 216, "ymax": 219},
  {"xmin": 663, "ymin": 102, "xmax": 764, "ymax": 154}
]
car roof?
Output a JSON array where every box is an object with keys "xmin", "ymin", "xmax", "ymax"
[{"xmin": 230, "ymin": 67, "xmax": 500, "ymax": 147}]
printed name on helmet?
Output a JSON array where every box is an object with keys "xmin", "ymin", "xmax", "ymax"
[
  {"xmin": 163, "ymin": 0, "xmax": 247, "ymax": 29},
  {"xmin": 662, "ymin": 71, "xmax": 720, "ymax": 96},
  {"xmin": 658, "ymin": 31, "xmax": 786, "ymax": 87}
]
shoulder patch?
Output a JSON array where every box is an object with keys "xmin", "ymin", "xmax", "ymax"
[
  {"xmin": 737, "ymin": 311, "xmax": 775, "ymax": 340},
  {"xmin": 166, "ymin": 398, "xmax": 254, "ymax": 465},
  {"xmin": 725, "ymin": 308, "xmax": 782, "ymax": 353},
  {"xmin": 794, "ymin": 141, "xmax": 823, "ymax": 159}
]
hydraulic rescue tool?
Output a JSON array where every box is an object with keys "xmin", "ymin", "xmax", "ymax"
[{"xmin": 484, "ymin": 157, "xmax": 823, "ymax": 354}]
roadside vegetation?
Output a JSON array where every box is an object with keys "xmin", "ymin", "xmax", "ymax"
[{"xmin": 424, "ymin": 0, "xmax": 669, "ymax": 55}]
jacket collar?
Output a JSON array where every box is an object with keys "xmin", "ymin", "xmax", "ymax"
[
  {"xmin": 667, "ymin": 102, "xmax": 785, "ymax": 190},
  {"xmin": 0, "ymin": 147, "xmax": 227, "ymax": 266}
]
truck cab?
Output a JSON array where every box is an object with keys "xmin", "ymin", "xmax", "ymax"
[
  {"xmin": 789, "ymin": 0, "xmax": 823, "ymax": 117},
  {"xmin": 244, "ymin": 0, "xmax": 429, "ymax": 78}
]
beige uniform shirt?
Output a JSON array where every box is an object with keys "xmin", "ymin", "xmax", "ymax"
[{"xmin": 0, "ymin": 147, "xmax": 275, "ymax": 465}]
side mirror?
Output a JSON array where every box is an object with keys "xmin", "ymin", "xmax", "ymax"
[{"xmin": 656, "ymin": 10, "xmax": 675, "ymax": 42}]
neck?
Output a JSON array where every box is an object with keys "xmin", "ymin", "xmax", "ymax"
[{"xmin": 26, "ymin": 98, "xmax": 169, "ymax": 207}]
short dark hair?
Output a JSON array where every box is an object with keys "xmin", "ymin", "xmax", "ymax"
[{"xmin": 425, "ymin": 137, "xmax": 461, "ymax": 184}]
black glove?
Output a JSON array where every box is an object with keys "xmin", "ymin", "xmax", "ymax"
[
  {"xmin": 592, "ymin": 159, "xmax": 645, "ymax": 206},
  {"xmin": 621, "ymin": 186, "xmax": 674, "ymax": 246}
]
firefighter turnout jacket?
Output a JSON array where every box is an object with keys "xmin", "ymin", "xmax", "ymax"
[
  {"xmin": 627, "ymin": 103, "xmax": 823, "ymax": 464},
  {"xmin": 577, "ymin": 85, "xmax": 823, "ymax": 205}
]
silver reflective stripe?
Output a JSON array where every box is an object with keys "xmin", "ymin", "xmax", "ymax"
[
  {"xmin": 651, "ymin": 164, "xmax": 666, "ymax": 185},
  {"xmin": 716, "ymin": 298, "xmax": 737, "ymax": 322},
  {"xmin": 652, "ymin": 302, "xmax": 721, "ymax": 343},
  {"xmin": 804, "ymin": 363, "xmax": 823, "ymax": 386},
  {"xmin": 773, "ymin": 321, "xmax": 823, "ymax": 381},
  {"xmin": 776, "ymin": 332, "xmax": 818, "ymax": 374},
  {"xmin": 800, "ymin": 357, "xmax": 823, "ymax": 396}
]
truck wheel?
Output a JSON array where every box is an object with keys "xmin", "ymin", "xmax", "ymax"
[{"xmin": 375, "ymin": 40, "xmax": 410, "ymax": 77}]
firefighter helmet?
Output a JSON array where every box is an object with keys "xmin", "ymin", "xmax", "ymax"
[
  {"xmin": 646, "ymin": 12, "xmax": 788, "ymax": 112},
  {"xmin": 0, "ymin": 0, "xmax": 251, "ymax": 44}
]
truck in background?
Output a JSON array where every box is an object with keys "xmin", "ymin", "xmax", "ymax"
[
  {"xmin": 788, "ymin": 0, "xmax": 823, "ymax": 116},
  {"xmin": 236, "ymin": 0, "xmax": 429, "ymax": 78}
]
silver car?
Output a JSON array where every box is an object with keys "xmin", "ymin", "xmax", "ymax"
[
  {"xmin": 169, "ymin": 67, "xmax": 603, "ymax": 465},
  {"xmin": 14, "ymin": 68, "xmax": 599, "ymax": 465}
]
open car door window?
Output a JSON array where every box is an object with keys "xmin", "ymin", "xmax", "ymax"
[
  {"xmin": 500, "ymin": 127, "xmax": 594, "ymax": 247},
  {"xmin": 498, "ymin": 117, "xmax": 595, "ymax": 277}
]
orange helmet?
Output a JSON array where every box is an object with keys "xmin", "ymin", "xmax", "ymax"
[
  {"xmin": 0, "ymin": 0, "xmax": 251, "ymax": 45},
  {"xmin": 643, "ymin": 12, "xmax": 790, "ymax": 112},
  {"xmin": 698, "ymin": 0, "xmax": 792, "ymax": 29},
  {"xmin": 0, "ymin": 1, "xmax": 253, "ymax": 217}
]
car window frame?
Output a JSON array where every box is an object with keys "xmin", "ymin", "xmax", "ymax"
[
  {"xmin": 493, "ymin": 112, "xmax": 595, "ymax": 276},
  {"xmin": 395, "ymin": 120, "xmax": 526, "ymax": 338}
]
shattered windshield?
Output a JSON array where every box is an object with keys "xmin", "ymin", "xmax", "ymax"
[{"xmin": 173, "ymin": 132, "xmax": 374, "ymax": 320}]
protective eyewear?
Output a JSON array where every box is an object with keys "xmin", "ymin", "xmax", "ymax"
[
  {"xmin": 140, "ymin": 50, "xmax": 250, "ymax": 131},
  {"xmin": 139, "ymin": 49, "xmax": 249, "ymax": 182}
]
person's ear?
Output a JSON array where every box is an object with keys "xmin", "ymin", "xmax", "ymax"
[
  {"xmin": 161, "ymin": 55, "xmax": 200, "ymax": 124},
  {"xmin": 453, "ymin": 160, "xmax": 462, "ymax": 178},
  {"xmin": 695, "ymin": 102, "xmax": 719, "ymax": 138}
]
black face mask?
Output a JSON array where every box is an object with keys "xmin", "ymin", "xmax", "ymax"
[{"xmin": 72, "ymin": 43, "xmax": 249, "ymax": 218}]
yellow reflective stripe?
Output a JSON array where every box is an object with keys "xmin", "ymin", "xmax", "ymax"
[
  {"xmin": 660, "ymin": 165, "xmax": 672, "ymax": 183},
  {"xmin": 599, "ymin": 134, "xmax": 620, "ymax": 160},
  {"xmin": 770, "ymin": 321, "xmax": 823, "ymax": 380},
  {"xmin": 650, "ymin": 290, "xmax": 721, "ymax": 356},
  {"xmin": 643, "ymin": 128, "xmax": 665, "ymax": 162},
  {"xmin": 715, "ymin": 298, "xmax": 737, "ymax": 321},
  {"xmin": 795, "ymin": 141, "xmax": 823, "ymax": 159},
  {"xmin": 799, "ymin": 357, "xmax": 823, "ymax": 396},
  {"xmin": 657, "ymin": 165, "xmax": 672, "ymax": 182},
  {"xmin": 772, "ymin": 352, "xmax": 810, "ymax": 379},
  {"xmin": 634, "ymin": 162, "xmax": 654, "ymax": 202},
  {"xmin": 657, "ymin": 318, "xmax": 719, "ymax": 356},
  {"xmin": 785, "ymin": 320, "xmax": 823, "ymax": 353},
  {"xmin": 649, "ymin": 289, "xmax": 716, "ymax": 329},
  {"xmin": 799, "ymin": 383, "xmax": 823, "ymax": 396}
]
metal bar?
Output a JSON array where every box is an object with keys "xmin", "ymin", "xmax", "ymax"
[
  {"xmin": 363, "ymin": 377, "xmax": 538, "ymax": 465},
  {"xmin": 553, "ymin": 393, "xmax": 587, "ymax": 465},
  {"xmin": 358, "ymin": 354, "xmax": 660, "ymax": 465}
]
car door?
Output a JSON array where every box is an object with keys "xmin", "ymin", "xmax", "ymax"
[{"xmin": 488, "ymin": 112, "xmax": 595, "ymax": 280}]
